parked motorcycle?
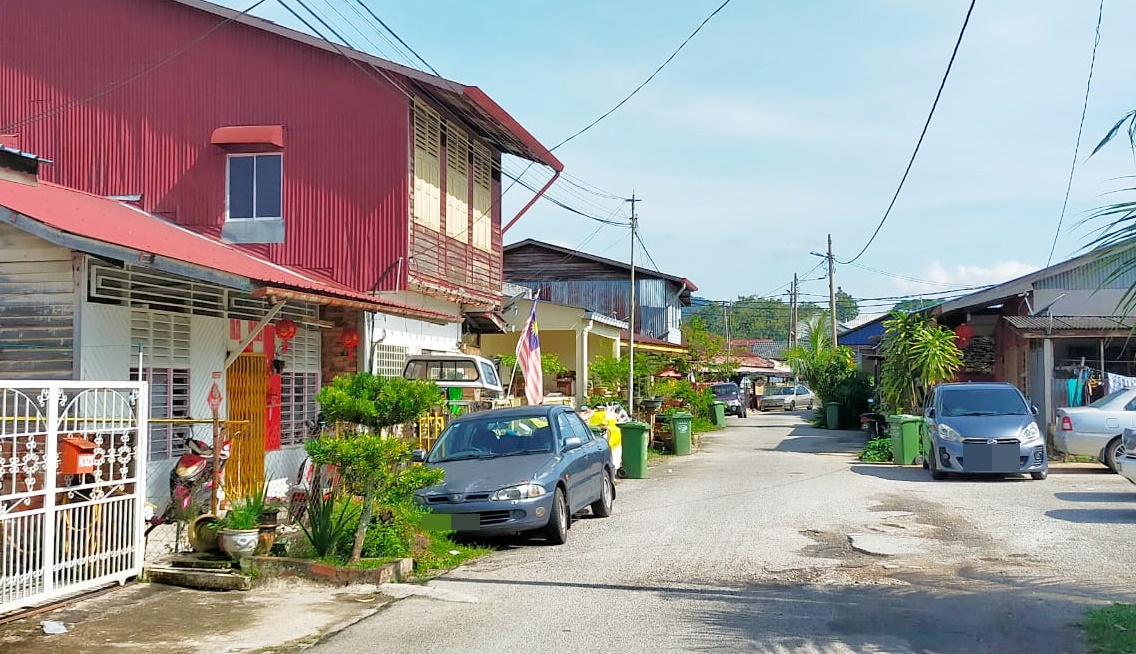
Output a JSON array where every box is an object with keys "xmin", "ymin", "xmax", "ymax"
[
  {"xmin": 287, "ymin": 415, "xmax": 339, "ymax": 522},
  {"xmin": 144, "ymin": 435, "xmax": 230, "ymax": 536},
  {"xmin": 860, "ymin": 398, "xmax": 887, "ymax": 439}
]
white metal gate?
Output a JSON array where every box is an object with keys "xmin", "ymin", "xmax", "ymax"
[{"xmin": 0, "ymin": 382, "xmax": 148, "ymax": 614}]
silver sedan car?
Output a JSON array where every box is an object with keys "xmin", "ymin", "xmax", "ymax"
[
  {"xmin": 759, "ymin": 385, "xmax": 815, "ymax": 412},
  {"xmin": 1054, "ymin": 388, "xmax": 1136, "ymax": 472}
]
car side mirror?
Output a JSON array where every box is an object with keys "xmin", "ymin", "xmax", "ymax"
[
  {"xmin": 411, "ymin": 449, "xmax": 426, "ymax": 463},
  {"xmin": 562, "ymin": 436, "xmax": 583, "ymax": 451},
  {"xmin": 926, "ymin": 408, "xmax": 936, "ymax": 419},
  {"xmin": 1030, "ymin": 405, "xmax": 1039, "ymax": 416}
]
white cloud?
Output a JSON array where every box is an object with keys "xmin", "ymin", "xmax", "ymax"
[{"xmin": 893, "ymin": 260, "xmax": 1041, "ymax": 296}]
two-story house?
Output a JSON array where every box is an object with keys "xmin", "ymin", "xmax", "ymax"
[
  {"xmin": 0, "ymin": 0, "xmax": 560, "ymax": 538},
  {"xmin": 503, "ymin": 239, "xmax": 696, "ymax": 344}
]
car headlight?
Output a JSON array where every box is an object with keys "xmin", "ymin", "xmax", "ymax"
[
  {"xmin": 490, "ymin": 484, "xmax": 547, "ymax": 501},
  {"xmin": 1020, "ymin": 422, "xmax": 1042, "ymax": 443},
  {"xmin": 937, "ymin": 423, "xmax": 964, "ymax": 442},
  {"xmin": 412, "ymin": 494, "xmax": 426, "ymax": 506}
]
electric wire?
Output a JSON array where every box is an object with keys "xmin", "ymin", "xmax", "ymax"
[
  {"xmin": 550, "ymin": 0, "xmax": 736, "ymax": 151},
  {"xmin": 846, "ymin": 261, "xmax": 988, "ymax": 288},
  {"xmin": 839, "ymin": 0, "xmax": 978, "ymax": 266},
  {"xmin": 0, "ymin": 0, "xmax": 270, "ymax": 133},
  {"xmin": 1046, "ymin": 0, "xmax": 1105, "ymax": 267},
  {"xmin": 351, "ymin": 0, "xmax": 441, "ymax": 76}
]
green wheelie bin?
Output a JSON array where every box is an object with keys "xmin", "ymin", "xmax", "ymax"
[
  {"xmin": 670, "ymin": 411, "xmax": 693, "ymax": 456},
  {"xmin": 619, "ymin": 421, "xmax": 650, "ymax": 478},
  {"xmin": 886, "ymin": 415, "xmax": 923, "ymax": 465}
]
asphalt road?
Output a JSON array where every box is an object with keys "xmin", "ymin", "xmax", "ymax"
[{"xmin": 311, "ymin": 411, "xmax": 1136, "ymax": 654}]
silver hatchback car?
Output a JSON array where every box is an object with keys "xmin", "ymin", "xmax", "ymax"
[{"xmin": 922, "ymin": 382, "xmax": 1048, "ymax": 480}]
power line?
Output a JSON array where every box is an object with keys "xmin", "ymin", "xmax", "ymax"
[
  {"xmin": 351, "ymin": 0, "xmax": 441, "ymax": 76},
  {"xmin": 1046, "ymin": 0, "xmax": 1104, "ymax": 267},
  {"xmin": 839, "ymin": 0, "xmax": 978, "ymax": 266},
  {"xmin": 635, "ymin": 231, "xmax": 661, "ymax": 272},
  {"xmin": 846, "ymin": 261, "xmax": 985, "ymax": 288},
  {"xmin": 0, "ymin": 0, "xmax": 270, "ymax": 132},
  {"xmin": 550, "ymin": 0, "xmax": 736, "ymax": 151}
]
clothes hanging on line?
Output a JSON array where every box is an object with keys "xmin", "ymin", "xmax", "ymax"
[{"xmin": 1107, "ymin": 372, "xmax": 1136, "ymax": 394}]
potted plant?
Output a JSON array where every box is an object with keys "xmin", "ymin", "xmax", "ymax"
[{"xmin": 215, "ymin": 498, "xmax": 262, "ymax": 561}]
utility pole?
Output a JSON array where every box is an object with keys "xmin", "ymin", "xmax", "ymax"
[
  {"xmin": 723, "ymin": 301, "xmax": 731, "ymax": 364},
  {"xmin": 827, "ymin": 234, "xmax": 837, "ymax": 347},
  {"xmin": 788, "ymin": 274, "xmax": 798, "ymax": 348},
  {"xmin": 627, "ymin": 194, "xmax": 639, "ymax": 411}
]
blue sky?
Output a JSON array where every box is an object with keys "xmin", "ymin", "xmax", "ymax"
[{"xmin": 219, "ymin": 0, "xmax": 1136, "ymax": 315}]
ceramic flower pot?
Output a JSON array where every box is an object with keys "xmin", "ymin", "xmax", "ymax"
[{"xmin": 217, "ymin": 528, "xmax": 259, "ymax": 560}]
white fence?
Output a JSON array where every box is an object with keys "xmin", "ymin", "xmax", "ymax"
[{"xmin": 0, "ymin": 382, "xmax": 148, "ymax": 615}]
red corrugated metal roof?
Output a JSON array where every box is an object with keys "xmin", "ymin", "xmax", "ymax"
[{"xmin": 0, "ymin": 178, "xmax": 461, "ymax": 323}]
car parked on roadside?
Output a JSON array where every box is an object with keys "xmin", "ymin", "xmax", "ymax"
[
  {"xmin": 921, "ymin": 382, "xmax": 1048, "ymax": 481},
  {"xmin": 412, "ymin": 405, "xmax": 614, "ymax": 544},
  {"xmin": 759, "ymin": 385, "xmax": 815, "ymax": 412},
  {"xmin": 710, "ymin": 382, "xmax": 746, "ymax": 418},
  {"xmin": 1116, "ymin": 428, "xmax": 1136, "ymax": 485},
  {"xmin": 1053, "ymin": 388, "xmax": 1136, "ymax": 472}
]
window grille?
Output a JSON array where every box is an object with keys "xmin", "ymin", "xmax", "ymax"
[
  {"xmin": 373, "ymin": 344, "xmax": 409, "ymax": 378},
  {"xmin": 280, "ymin": 371, "xmax": 319, "ymax": 447}
]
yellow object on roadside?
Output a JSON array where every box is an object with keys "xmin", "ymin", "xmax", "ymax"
[{"xmin": 588, "ymin": 410, "xmax": 622, "ymax": 472}]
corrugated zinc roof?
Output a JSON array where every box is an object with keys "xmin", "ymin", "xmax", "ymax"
[
  {"xmin": 1003, "ymin": 315, "xmax": 1136, "ymax": 331},
  {"xmin": 0, "ymin": 178, "xmax": 460, "ymax": 322}
]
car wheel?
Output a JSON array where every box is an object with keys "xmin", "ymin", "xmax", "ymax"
[
  {"xmin": 929, "ymin": 448, "xmax": 948, "ymax": 480},
  {"xmin": 788, "ymin": 401, "xmax": 795, "ymax": 411},
  {"xmin": 591, "ymin": 471, "xmax": 614, "ymax": 518},
  {"xmin": 1105, "ymin": 436, "xmax": 1124, "ymax": 473},
  {"xmin": 808, "ymin": 402, "xmax": 814, "ymax": 411},
  {"xmin": 1030, "ymin": 470, "xmax": 1048, "ymax": 481},
  {"xmin": 544, "ymin": 487, "xmax": 569, "ymax": 545},
  {"xmin": 922, "ymin": 446, "xmax": 930, "ymax": 470}
]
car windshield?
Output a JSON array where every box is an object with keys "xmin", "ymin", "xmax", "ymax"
[
  {"xmin": 768, "ymin": 387, "xmax": 793, "ymax": 396},
  {"xmin": 427, "ymin": 414, "xmax": 555, "ymax": 463},
  {"xmin": 711, "ymin": 384, "xmax": 738, "ymax": 398},
  {"xmin": 939, "ymin": 387, "xmax": 1029, "ymax": 417},
  {"xmin": 1089, "ymin": 390, "xmax": 1130, "ymax": 408}
]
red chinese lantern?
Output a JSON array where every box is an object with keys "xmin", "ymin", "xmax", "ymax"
[
  {"xmin": 275, "ymin": 318, "xmax": 298, "ymax": 353},
  {"xmin": 953, "ymin": 323, "xmax": 975, "ymax": 348},
  {"xmin": 341, "ymin": 328, "xmax": 360, "ymax": 361}
]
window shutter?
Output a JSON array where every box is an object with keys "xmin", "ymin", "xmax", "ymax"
[
  {"xmin": 412, "ymin": 101, "xmax": 441, "ymax": 231},
  {"xmin": 445, "ymin": 124, "xmax": 469, "ymax": 242},
  {"xmin": 471, "ymin": 144, "xmax": 493, "ymax": 251}
]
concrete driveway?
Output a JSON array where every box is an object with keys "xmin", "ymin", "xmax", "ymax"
[{"xmin": 312, "ymin": 410, "xmax": 1136, "ymax": 654}]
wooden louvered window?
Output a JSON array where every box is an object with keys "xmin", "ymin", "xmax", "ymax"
[
  {"xmin": 471, "ymin": 144, "xmax": 493, "ymax": 251},
  {"xmin": 445, "ymin": 124, "xmax": 470, "ymax": 242},
  {"xmin": 413, "ymin": 101, "xmax": 442, "ymax": 231}
]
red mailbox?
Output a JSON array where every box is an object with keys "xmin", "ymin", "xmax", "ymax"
[{"xmin": 61, "ymin": 436, "xmax": 98, "ymax": 475}]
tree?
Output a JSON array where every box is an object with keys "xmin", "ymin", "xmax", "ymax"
[
  {"xmin": 878, "ymin": 311, "xmax": 962, "ymax": 414},
  {"xmin": 307, "ymin": 373, "xmax": 444, "ymax": 564},
  {"xmin": 684, "ymin": 296, "xmax": 822, "ymax": 340},
  {"xmin": 1081, "ymin": 109, "xmax": 1136, "ymax": 315},
  {"xmin": 835, "ymin": 287, "xmax": 860, "ymax": 323}
]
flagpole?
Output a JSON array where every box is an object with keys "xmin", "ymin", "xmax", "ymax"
[{"xmin": 507, "ymin": 358, "xmax": 520, "ymax": 402}]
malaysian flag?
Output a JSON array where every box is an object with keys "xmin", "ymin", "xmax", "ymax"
[{"xmin": 516, "ymin": 298, "xmax": 543, "ymax": 405}]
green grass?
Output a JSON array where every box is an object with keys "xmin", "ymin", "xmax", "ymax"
[
  {"xmin": 1083, "ymin": 604, "xmax": 1136, "ymax": 653},
  {"xmin": 412, "ymin": 534, "xmax": 493, "ymax": 578}
]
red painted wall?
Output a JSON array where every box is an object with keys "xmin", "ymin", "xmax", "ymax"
[{"xmin": 0, "ymin": 0, "xmax": 423, "ymax": 293}]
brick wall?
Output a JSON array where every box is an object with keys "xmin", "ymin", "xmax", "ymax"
[{"xmin": 321, "ymin": 306, "xmax": 362, "ymax": 385}]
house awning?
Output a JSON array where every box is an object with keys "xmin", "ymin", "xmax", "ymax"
[
  {"xmin": 0, "ymin": 178, "xmax": 461, "ymax": 324},
  {"xmin": 1003, "ymin": 315, "xmax": 1136, "ymax": 338},
  {"xmin": 621, "ymin": 330, "xmax": 687, "ymax": 355},
  {"xmin": 463, "ymin": 310, "xmax": 510, "ymax": 334}
]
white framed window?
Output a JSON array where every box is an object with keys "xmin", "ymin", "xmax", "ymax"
[
  {"xmin": 373, "ymin": 344, "xmax": 409, "ymax": 378},
  {"xmin": 413, "ymin": 101, "xmax": 441, "ymax": 231},
  {"xmin": 472, "ymin": 143, "xmax": 493, "ymax": 251},
  {"xmin": 280, "ymin": 371, "xmax": 319, "ymax": 447},
  {"xmin": 227, "ymin": 153, "xmax": 282, "ymax": 220},
  {"xmin": 445, "ymin": 124, "xmax": 469, "ymax": 242}
]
